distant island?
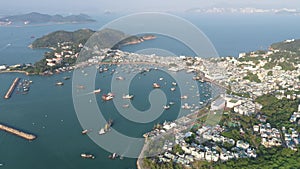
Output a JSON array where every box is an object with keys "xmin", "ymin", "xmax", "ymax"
[
  {"xmin": 0, "ymin": 12, "xmax": 95, "ymax": 26},
  {"xmin": 0, "ymin": 28, "xmax": 155, "ymax": 75}
]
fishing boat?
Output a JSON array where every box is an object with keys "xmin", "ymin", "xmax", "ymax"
[
  {"xmin": 122, "ymin": 104, "xmax": 129, "ymax": 108},
  {"xmin": 99, "ymin": 119, "xmax": 113, "ymax": 135},
  {"xmin": 122, "ymin": 94, "xmax": 134, "ymax": 99},
  {"xmin": 56, "ymin": 81, "xmax": 64, "ymax": 86},
  {"xmin": 81, "ymin": 153, "xmax": 95, "ymax": 159},
  {"xmin": 181, "ymin": 95, "xmax": 188, "ymax": 99},
  {"xmin": 108, "ymin": 153, "xmax": 119, "ymax": 159},
  {"xmin": 116, "ymin": 76, "xmax": 124, "ymax": 80},
  {"xmin": 153, "ymin": 83, "xmax": 160, "ymax": 88},
  {"xmin": 63, "ymin": 76, "xmax": 70, "ymax": 80},
  {"xmin": 81, "ymin": 129, "xmax": 89, "ymax": 135},
  {"xmin": 93, "ymin": 89, "xmax": 101, "ymax": 94},
  {"xmin": 163, "ymin": 105, "xmax": 170, "ymax": 110},
  {"xmin": 102, "ymin": 93, "xmax": 114, "ymax": 101}
]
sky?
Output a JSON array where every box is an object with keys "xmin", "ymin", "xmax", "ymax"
[{"xmin": 1, "ymin": 0, "xmax": 300, "ymax": 15}]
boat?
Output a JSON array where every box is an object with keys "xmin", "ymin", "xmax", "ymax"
[
  {"xmin": 81, "ymin": 129, "xmax": 89, "ymax": 134},
  {"xmin": 182, "ymin": 103, "xmax": 191, "ymax": 109},
  {"xmin": 153, "ymin": 83, "xmax": 160, "ymax": 88},
  {"xmin": 122, "ymin": 94, "xmax": 134, "ymax": 99},
  {"xmin": 159, "ymin": 77, "xmax": 164, "ymax": 81},
  {"xmin": 181, "ymin": 95, "xmax": 188, "ymax": 99},
  {"xmin": 170, "ymin": 87, "xmax": 176, "ymax": 91},
  {"xmin": 99, "ymin": 119, "xmax": 113, "ymax": 135},
  {"xmin": 108, "ymin": 153, "xmax": 119, "ymax": 159},
  {"xmin": 163, "ymin": 105, "xmax": 170, "ymax": 110},
  {"xmin": 63, "ymin": 76, "xmax": 70, "ymax": 80},
  {"xmin": 102, "ymin": 93, "xmax": 114, "ymax": 101},
  {"xmin": 56, "ymin": 81, "xmax": 64, "ymax": 86},
  {"xmin": 116, "ymin": 76, "xmax": 124, "ymax": 80},
  {"xmin": 81, "ymin": 153, "xmax": 95, "ymax": 159},
  {"xmin": 93, "ymin": 89, "xmax": 101, "ymax": 94},
  {"xmin": 172, "ymin": 82, "xmax": 177, "ymax": 86},
  {"xmin": 169, "ymin": 102, "xmax": 175, "ymax": 105},
  {"xmin": 77, "ymin": 85, "xmax": 85, "ymax": 89},
  {"xmin": 122, "ymin": 104, "xmax": 129, "ymax": 108}
]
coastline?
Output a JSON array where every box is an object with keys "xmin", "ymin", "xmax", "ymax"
[
  {"xmin": 0, "ymin": 70, "xmax": 31, "ymax": 75},
  {"xmin": 136, "ymin": 100, "xmax": 213, "ymax": 169}
]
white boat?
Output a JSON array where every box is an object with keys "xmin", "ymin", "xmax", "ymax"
[
  {"xmin": 81, "ymin": 153, "xmax": 95, "ymax": 159},
  {"xmin": 93, "ymin": 89, "xmax": 101, "ymax": 94},
  {"xmin": 181, "ymin": 95, "xmax": 188, "ymax": 99},
  {"xmin": 159, "ymin": 77, "xmax": 164, "ymax": 81},
  {"xmin": 122, "ymin": 94, "xmax": 134, "ymax": 99},
  {"xmin": 102, "ymin": 93, "xmax": 114, "ymax": 101},
  {"xmin": 170, "ymin": 87, "xmax": 176, "ymax": 91},
  {"xmin": 163, "ymin": 105, "xmax": 170, "ymax": 110},
  {"xmin": 122, "ymin": 104, "xmax": 129, "ymax": 108},
  {"xmin": 153, "ymin": 83, "xmax": 160, "ymax": 88},
  {"xmin": 99, "ymin": 128, "xmax": 105, "ymax": 135},
  {"xmin": 56, "ymin": 81, "xmax": 64, "ymax": 86},
  {"xmin": 116, "ymin": 76, "xmax": 124, "ymax": 80},
  {"xmin": 172, "ymin": 82, "xmax": 177, "ymax": 86}
]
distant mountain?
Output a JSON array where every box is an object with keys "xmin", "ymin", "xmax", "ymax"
[{"xmin": 0, "ymin": 12, "xmax": 95, "ymax": 25}]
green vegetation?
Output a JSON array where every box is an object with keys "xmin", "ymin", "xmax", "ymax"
[
  {"xmin": 271, "ymin": 39, "xmax": 300, "ymax": 53},
  {"xmin": 255, "ymin": 94, "xmax": 298, "ymax": 128},
  {"xmin": 31, "ymin": 29, "xmax": 95, "ymax": 48},
  {"xmin": 213, "ymin": 147, "xmax": 300, "ymax": 169},
  {"xmin": 243, "ymin": 72, "xmax": 261, "ymax": 83}
]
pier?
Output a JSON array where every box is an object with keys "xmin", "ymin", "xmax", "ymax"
[
  {"xmin": 4, "ymin": 77, "xmax": 20, "ymax": 99},
  {"xmin": 0, "ymin": 123, "xmax": 36, "ymax": 140}
]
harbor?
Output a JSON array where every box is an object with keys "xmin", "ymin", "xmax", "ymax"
[
  {"xmin": 0, "ymin": 123, "xmax": 36, "ymax": 140},
  {"xmin": 4, "ymin": 77, "xmax": 20, "ymax": 99}
]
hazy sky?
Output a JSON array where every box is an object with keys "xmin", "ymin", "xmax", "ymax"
[{"xmin": 1, "ymin": 0, "xmax": 300, "ymax": 15}]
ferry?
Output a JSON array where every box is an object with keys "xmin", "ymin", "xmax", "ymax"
[
  {"xmin": 153, "ymin": 83, "xmax": 160, "ymax": 88},
  {"xmin": 81, "ymin": 153, "xmax": 95, "ymax": 159},
  {"xmin": 56, "ymin": 81, "xmax": 64, "ymax": 86},
  {"xmin": 102, "ymin": 93, "xmax": 114, "ymax": 101},
  {"xmin": 99, "ymin": 119, "xmax": 113, "ymax": 135},
  {"xmin": 122, "ymin": 94, "xmax": 134, "ymax": 99},
  {"xmin": 93, "ymin": 89, "xmax": 101, "ymax": 94}
]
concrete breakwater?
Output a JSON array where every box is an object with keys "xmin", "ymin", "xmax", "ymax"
[
  {"xmin": 0, "ymin": 123, "xmax": 36, "ymax": 140},
  {"xmin": 4, "ymin": 77, "xmax": 20, "ymax": 99}
]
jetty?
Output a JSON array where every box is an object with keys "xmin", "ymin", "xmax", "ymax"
[
  {"xmin": 0, "ymin": 123, "xmax": 36, "ymax": 140},
  {"xmin": 4, "ymin": 77, "xmax": 20, "ymax": 99}
]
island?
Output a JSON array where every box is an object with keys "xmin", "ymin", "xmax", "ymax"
[
  {"xmin": 0, "ymin": 28, "xmax": 156, "ymax": 75},
  {"xmin": 0, "ymin": 12, "xmax": 95, "ymax": 26}
]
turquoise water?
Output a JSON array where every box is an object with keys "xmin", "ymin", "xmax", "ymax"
[{"xmin": 1, "ymin": 14, "xmax": 300, "ymax": 168}]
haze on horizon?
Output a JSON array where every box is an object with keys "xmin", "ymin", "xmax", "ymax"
[{"xmin": 1, "ymin": 0, "xmax": 300, "ymax": 16}]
